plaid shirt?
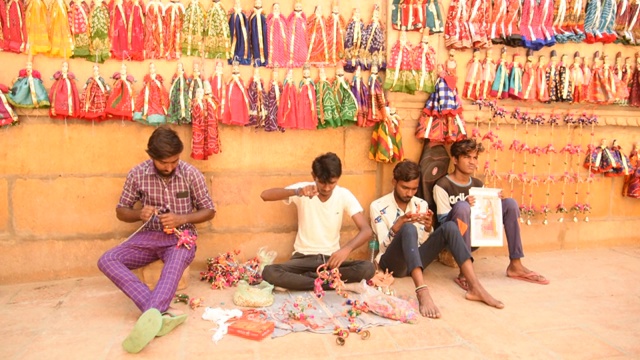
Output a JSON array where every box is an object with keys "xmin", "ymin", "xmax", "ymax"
[{"xmin": 117, "ymin": 159, "xmax": 215, "ymax": 234}]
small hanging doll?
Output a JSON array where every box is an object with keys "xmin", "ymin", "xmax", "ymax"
[
  {"xmin": 3, "ymin": 0, "xmax": 27, "ymax": 53},
  {"xmin": 333, "ymin": 64, "xmax": 358, "ymax": 126},
  {"xmin": 144, "ymin": 0, "xmax": 165, "ymax": 59},
  {"xmin": 89, "ymin": 0, "xmax": 111, "ymax": 63},
  {"xmin": 7, "ymin": 60, "xmax": 50, "ymax": 109},
  {"xmin": 521, "ymin": 49, "xmax": 538, "ymax": 101},
  {"xmin": 605, "ymin": 140, "xmax": 632, "ymax": 177},
  {"xmin": 467, "ymin": 0, "xmax": 490, "ymax": 48},
  {"xmin": 444, "ymin": 0, "xmax": 471, "ymax": 49},
  {"xmin": 557, "ymin": 53, "xmax": 573, "ymax": 102},
  {"xmin": 343, "ymin": 8, "xmax": 364, "ymax": 73},
  {"xmin": 383, "ymin": 30, "xmax": 416, "ymax": 94},
  {"xmin": 209, "ymin": 61, "xmax": 226, "ymax": 121},
  {"xmin": 26, "ymin": 0, "xmax": 50, "ymax": 55},
  {"xmin": 462, "ymin": 48, "xmax": 483, "ymax": 100},
  {"xmin": 266, "ymin": 2, "xmax": 289, "ymax": 68},
  {"xmin": 621, "ymin": 56, "xmax": 633, "ymax": 106},
  {"xmin": 479, "ymin": 48, "xmax": 496, "ymax": 100},
  {"xmin": 264, "ymin": 67, "xmax": 284, "ymax": 131},
  {"xmin": 228, "ymin": 0, "xmax": 250, "ymax": 65},
  {"xmin": 369, "ymin": 106, "xmax": 404, "ymax": 163},
  {"xmin": 325, "ymin": 0, "xmax": 346, "ymax": 67},
  {"xmin": 223, "ymin": 60, "xmax": 250, "ymax": 125},
  {"xmin": 164, "ymin": 0, "xmax": 185, "ymax": 61},
  {"xmin": 546, "ymin": 50, "xmax": 561, "ymax": 102},
  {"xmin": 366, "ymin": 61, "xmax": 386, "ymax": 127},
  {"xmin": 105, "ymin": 63, "xmax": 135, "ymax": 120},
  {"xmin": 0, "ymin": 84, "xmax": 19, "ymax": 126},
  {"xmin": 69, "ymin": 0, "xmax": 91, "ymax": 59},
  {"xmin": 504, "ymin": 0, "xmax": 523, "ymax": 47},
  {"xmin": 316, "ymin": 67, "xmax": 340, "ymax": 129},
  {"xmin": 489, "ymin": 46, "xmax": 509, "ymax": 99},
  {"xmin": 189, "ymin": 62, "xmax": 205, "ymax": 101},
  {"xmin": 203, "ymin": 82, "xmax": 221, "ymax": 154},
  {"xmin": 581, "ymin": 54, "xmax": 592, "ymax": 101},
  {"xmin": 49, "ymin": 61, "xmax": 80, "ymax": 119},
  {"xmin": 167, "ymin": 62, "xmax": 192, "ymax": 125},
  {"xmin": 306, "ymin": 5, "xmax": 328, "ymax": 66},
  {"xmin": 570, "ymin": 52, "xmax": 585, "ymax": 103},
  {"xmin": 249, "ymin": 0, "xmax": 268, "ymax": 67},
  {"xmin": 508, "ymin": 52, "xmax": 523, "ymax": 99},
  {"xmin": 247, "ymin": 66, "xmax": 267, "ymax": 128},
  {"xmin": 351, "ymin": 65, "xmax": 369, "ymax": 127},
  {"xmin": 587, "ymin": 51, "xmax": 613, "ymax": 104},
  {"xmin": 109, "ymin": 0, "xmax": 129, "ymax": 60},
  {"xmin": 425, "ymin": 0, "xmax": 445, "ymax": 34},
  {"xmin": 286, "ymin": 0, "xmax": 308, "ymax": 68},
  {"xmin": 297, "ymin": 64, "xmax": 318, "ymax": 130},
  {"xmin": 191, "ymin": 86, "xmax": 221, "ymax": 159},
  {"xmin": 623, "ymin": 143, "xmax": 639, "ymax": 198},
  {"xmin": 204, "ymin": 0, "xmax": 231, "ymax": 60},
  {"xmin": 79, "ymin": 64, "xmax": 110, "ymax": 121},
  {"xmin": 413, "ymin": 34, "xmax": 437, "ymax": 94},
  {"xmin": 613, "ymin": 52, "xmax": 630, "ymax": 105},
  {"xmin": 278, "ymin": 68, "xmax": 298, "ymax": 129},
  {"xmin": 127, "ymin": 0, "xmax": 145, "ymax": 61},
  {"xmin": 361, "ymin": 4, "xmax": 386, "ymax": 71},
  {"xmin": 181, "ymin": 0, "xmax": 205, "ymax": 57},
  {"xmin": 134, "ymin": 62, "xmax": 170, "ymax": 125}
]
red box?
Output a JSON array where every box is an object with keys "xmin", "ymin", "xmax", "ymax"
[{"xmin": 228, "ymin": 318, "xmax": 275, "ymax": 341}]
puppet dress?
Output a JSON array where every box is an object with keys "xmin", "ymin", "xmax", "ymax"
[
  {"xmin": 425, "ymin": 0, "xmax": 445, "ymax": 34},
  {"xmin": 334, "ymin": 75, "xmax": 358, "ymax": 126},
  {"xmin": 587, "ymin": 62, "xmax": 613, "ymax": 103},
  {"xmin": 105, "ymin": 72, "xmax": 135, "ymax": 119},
  {"xmin": 49, "ymin": 70, "xmax": 81, "ymax": 119},
  {"xmin": 127, "ymin": 0, "xmax": 145, "ymax": 61},
  {"xmin": 361, "ymin": 17, "xmax": 386, "ymax": 70},
  {"xmin": 265, "ymin": 78, "xmax": 283, "ymax": 132},
  {"xmin": 164, "ymin": 1, "xmax": 184, "ymax": 61},
  {"xmin": 286, "ymin": 9, "xmax": 308, "ymax": 68},
  {"xmin": 223, "ymin": 74, "xmax": 249, "ymax": 125},
  {"xmin": 79, "ymin": 75, "xmax": 110, "ymax": 120},
  {"xmin": 3, "ymin": 0, "xmax": 27, "ymax": 53},
  {"xmin": 444, "ymin": 0, "xmax": 471, "ymax": 49},
  {"xmin": 229, "ymin": 7, "xmax": 250, "ymax": 65},
  {"xmin": 109, "ymin": 0, "xmax": 129, "ymax": 60},
  {"xmin": 315, "ymin": 78, "xmax": 341, "ymax": 129},
  {"xmin": 191, "ymin": 95, "xmax": 220, "ymax": 159},
  {"xmin": 49, "ymin": 0, "xmax": 74, "ymax": 57},
  {"xmin": 247, "ymin": 77, "xmax": 267, "ymax": 128},
  {"xmin": 370, "ymin": 109, "xmax": 404, "ymax": 163},
  {"xmin": 278, "ymin": 78, "xmax": 298, "ymax": 129},
  {"xmin": 89, "ymin": 1, "xmax": 111, "ymax": 63},
  {"xmin": 521, "ymin": 60, "xmax": 538, "ymax": 101},
  {"xmin": 479, "ymin": 57, "xmax": 496, "ymax": 100},
  {"xmin": 489, "ymin": 58, "xmax": 510, "ymax": 99},
  {"xmin": 366, "ymin": 72, "xmax": 386, "ymax": 127},
  {"xmin": 7, "ymin": 69, "xmax": 50, "ymax": 108},
  {"xmin": 249, "ymin": 7, "xmax": 269, "ymax": 67},
  {"xmin": 167, "ymin": 72, "xmax": 191, "ymax": 124},
  {"xmin": 343, "ymin": 15, "xmax": 364, "ymax": 72},
  {"xmin": 383, "ymin": 39, "xmax": 416, "ymax": 94},
  {"xmin": 414, "ymin": 41, "xmax": 437, "ymax": 94},
  {"xmin": 0, "ymin": 84, "xmax": 19, "ymax": 126},
  {"xmin": 266, "ymin": 11, "xmax": 289, "ymax": 68},
  {"xmin": 134, "ymin": 74, "xmax": 170, "ymax": 125},
  {"xmin": 144, "ymin": 1, "xmax": 165, "ymax": 59},
  {"xmin": 181, "ymin": 0, "xmax": 204, "ymax": 57},
  {"xmin": 326, "ymin": 11, "xmax": 346, "ymax": 66},
  {"xmin": 489, "ymin": 0, "xmax": 507, "ymax": 43},
  {"xmin": 306, "ymin": 12, "xmax": 328, "ymax": 66},
  {"xmin": 508, "ymin": 58, "xmax": 523, "ymax": 99},
  {"xmin": 462, "ymin": 56, "xmax": 482, "ymax": 100},
  {"xmin": 26, "ymin": 0, "xmax": 50, "ymax": 55},
  {"xmin": 297, "ymin": 78, "xmax": 318, "ymax": 130},
  {"xmin": 557, "ymin": 62, "xmax": 573, "ymax": 102},
  {"xmin": 69, "ymin": 0, "xmax": 91, "ymax": 58},
  {"xmin": 204, "ymin": 1, "xmax": 230, "ymax": 60},
  {"xmin": 351, "ymin": 73, "xmax": 369, "ymax": 127},
  {"xmin": 570, "ymin": 61, "xmax": 585, "ymax": 103},
  {"xmin": 209, "ymin": 72, "xmax": 226, "ymax": 121}
]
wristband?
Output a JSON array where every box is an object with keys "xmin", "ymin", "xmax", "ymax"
[
  {"xmin": 415, "ymin": 285, "xmax": 428, "ymax": 293},
  {"xmin": 295, "ymin": 188, "xmax": 301, "ymax": 197}
]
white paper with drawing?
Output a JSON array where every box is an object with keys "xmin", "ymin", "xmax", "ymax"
[{"xmin": 469, "ymin": 187, "xmax": 503, "ymax": 247}]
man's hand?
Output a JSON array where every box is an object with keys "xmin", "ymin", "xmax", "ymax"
[
  {"xmin": 299, "ymin": 184, "xmax": 319, "ymax": 198},
  {"xmin": 158, "ymin": 212, "xmax": 184, "ymax": 230},
  {"xmin": 327, "ymin": 247, "xmax": 351, "ymax": 269},
  {"xmin": 140, "ymin": 205, "xmax": 156, "ymax": 222},
  {"xmin": 498, "ymin": 191, "xmax": 504, "ymax": 199},
  {"xmin": 466, "ymin": 195, "xmax": 476, "ymax": 206}
]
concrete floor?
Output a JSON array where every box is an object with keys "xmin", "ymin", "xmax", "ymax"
[{"xmin": 1, "ymin": 246, "xmax": 639, "ymax": 360}]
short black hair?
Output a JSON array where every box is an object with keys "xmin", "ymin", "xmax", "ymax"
[
  {"xmin": 393, "ymin": 160, "xmax": 421, "ymax": 182},
  {"xmin": 146, "ymin": 126, "xmax": 184, "ymax": 160},
  {"xmin": 450, "ymin": 139, "xmax": 485, "ymax": 158},
  {"xmin": 312, "ymin": 152, "xmax": 342, "ymax": 183}
]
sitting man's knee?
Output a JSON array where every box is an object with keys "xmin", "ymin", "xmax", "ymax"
[
  {"xmin": 452, "ymin": 201, "xmax": 471, "ymax": 215},
  {"xmin": 399, "ymin": 222, "xmax": 418, "ymax": 236},
  {"xmin": 439, "ymin": 221, "xmax": 458, "ymax": 235},
  {"xmin": 261, "ymin": 264, "xmax": 277, "ymax": 283}
]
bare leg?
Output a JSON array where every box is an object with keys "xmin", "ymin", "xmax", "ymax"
[
  {"xmin": 459, "ymin": 259, "xmax": 504, "ymax": 309},
  {"xmin": 506, "ymin": 258, "xmax": 549, "ymax": 284},
  {"xmin": 410, "ymin": 267, "xmax": 441, "ymax": 318}
]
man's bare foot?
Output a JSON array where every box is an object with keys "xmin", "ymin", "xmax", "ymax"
[
  {"xmin": 454, "ymin": 276, "xmax": 469, "ymax": 291},
  {"xmin": 507, "ymin": 261, "xmax": 550, "ymax": 285},
  {"xmin": 165, "ymin": 306, "xmax": 185, "ymax": 316},
  {"xmin": 343, "ymin": 281, "xmax": 367, "ymax": 294},
  {"xmin": 416, "ymin": 288, "xmax": 441, "ymax": 318},
  {"xmin": 465, "ymin": 284, "xmax": 504, "ymax": 309}
]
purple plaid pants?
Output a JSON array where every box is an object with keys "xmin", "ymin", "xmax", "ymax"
[{"xmin": 97, "ymin": 231, "xmax": 195, "ymax": 313}]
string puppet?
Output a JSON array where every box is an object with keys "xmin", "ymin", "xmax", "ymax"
[
  {"xmin": 79, "ymin": 64, "xmax": 110, "ymax": 121},
  {"xmin": 105, "ymin": 63, "xmax": 135, "ymax": 120}
]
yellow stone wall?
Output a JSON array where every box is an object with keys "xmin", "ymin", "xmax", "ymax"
[{"xmin": 0, "ymin": 0, "xmax": 639, "ymax": 284}]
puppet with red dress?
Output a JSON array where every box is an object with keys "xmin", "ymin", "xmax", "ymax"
[
  {"xmin": 164, "ymin": 0, "xmax": 185, "ymax": 60},
  {"xmin": 297, "ymin": 64, "xmax": 318, "ymax": 130},
  {"xmin": 80, "ymin": 64, "xmax": 111, "ymax": 121},
  {"xmin": 209, "ymin": 61, "xmax": 226, "ymax": 122},
  {"xmin": 49, "ymin": 62, "xmax": 81, "ymax": 119},
  {"xmin": 286, "ymin": 0, "xmax": 307, "ymax": 68},
  {"xmin": 106, "ymin": 63, "xmax": 135, "ymax": 120},
  {"xmin": 266, "ymin": 2, "xmax": 289, "ymax": 68},
  {"xmin": 133, "ymin": 62, "xmax": 170, "ymax": 125},
  {"xmin": 223, "ymin": 61, "xmax": 249, "ymax": 126},
  {"xmin": 326, "ymin": 1, "xmax": 345, "ymax": 67},
  {"xmin": 3, "ymin": 0, "xmax": 27, "ymax": 53},
  {"xmin": 278, "ymin": 68, "xmax": 298, "ymax": 128},
  {"xmin": 144, "ymin": 0, "xmax": 165, "ymax": 59}
]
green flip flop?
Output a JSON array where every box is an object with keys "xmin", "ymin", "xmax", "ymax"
[
  {"xmin": 156, "ymin": 313, "xmax": 188, "ymax": 337},
  {"xmin": 122, "ymin": 308, "xmax": 163, "ymax": 354}
]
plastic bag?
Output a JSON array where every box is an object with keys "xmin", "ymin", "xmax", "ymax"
[
  {"xmin": 358, "ymin": 281, "xmax": 418, "ymax": 324},
  {"xmin": 233, "ymin": 280, "xmax": 275, "ymax": 307},
  {"xmin": 257, "ymin": 247, "xmax": 277, "ymax": 273}
]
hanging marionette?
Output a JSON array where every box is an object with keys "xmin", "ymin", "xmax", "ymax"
[
  {"xmin": 597, "ymin": 0, "xmax": 617, "ymax": 43},
  {"xmin": 144, "ymin": 0, "xmax": 165, "ymax": 59},
  {"xmin": 326, "ymin": 0, "xmax": 346, "ymax": 67},
  {"xmin": 247, "ymin": 66, "xmax": 268, "ymax": 128},
  {"xmin": 80, "ymin": 64, "xmax": 110, "ymax": 121},
  {"xmin": 49, "ymin": 61, "xmax": 80, "ymax": 119},
  {"xmin": 444, "ymin": 0, "xmax": 471, "ymax": 49},
  {"xmin": 569, "ymin": 52, "xmax": 585, "ymax": 103},
  {"xmin": 613, "ymin": 0, "xmax": 631, "ymax": 43},
  {"xmin": 333, "ymin": 64, "xmax": 358, "ymax": 126},
  {"xmin": 265, "ymin": 67, "xmax": 284, "ymax": 131},
  {"xmin": 489, "ymin": 0, "xmax": 507, "ymax": 44},
  {"xmin": 105, "ymin": 63, "xmax": 135, "ymax": 120},
  {"xmin": 249, "ymin": 0, "xmax": 268, "ymax": 66},
  {"xmin": 69, "ymin": 0, "xmax": 90, "ymax": 59},
  {"xmin": 223, "ymin": 60, "xmax": 250, "ymax": 125},
  {"xmin": 7, "ymin": 59, "xmax": 50, "ymax": 109},
  {"xmin": 605, "ymin": 140, "xmax": 632, "ymax": 177},
  {"xmin": 462, "ymin": 48, "xmax": 483, "ymax": 100},
  {"xmin": 629, "ymin": 53, "xmax": 640, "ymax": 107},
  {"xmin": 624, "ymin": 0, "xmax": 640, "ymax": 44},
  {"xmin": 521, "ymin": 49, "xmax": 537, "ymax": 101},
  {"xmin": 351, "ymin": 65, "xmax": 369, "ymax": 127},
  {"xmin": 583, "ymin": 0, "xmax": 602, "ymax": 44},
  {"xmin": 26, "ymin": 0, "xmax": 50, "ymax": 55},
  {"xmin": 109, "ymin": 0, "xmax": 128, "ymax": 60},
  {"xmin": 167, "ymin": 62, "xmax": 191, "ymax": 125},
  {"xmin": 267, "ymin": 2, "xmax": 289, "ymax": 68},
  {"xmin": 164, "ymin": 0, "xmax": 185, "ymax": 61},
  {"xmin": 413, "ymin": 34, "xmax": 437, "ymax": 94},
  {"xmin": 0, "ymin": 84, "xmax": 19, "ymax": 127},
  {"xmin": 535, "ymin": 54, "xmax": 550, "ymax": 102},
  {"xmin": 602, "ymin": 53, "xmax": 619, "ymax": 103},
  {"xmin": 479, "ymin": 48, "xmax": 496, "ymax": 100},
  {"xmin": 584, "ymin": 138, "xmax": 610, "ymax": 173},
  {"xmin": 134, "ymin": 62, "xmax": 170, "ymax": 125},
  {"xmin": 126, "ymin": 0, "xmax": 145, "ymax": 61},
  {"xmin": 587, "ymin": 51, "xmax": 613, "ymax": 104},
  {"xmin": 519, "ymin": 0, "xmax": 539, "ymax": 49},
  {"xmin": 229, "ymin": 0, "xmax": 250, "ymax": 65},
  {"xmin": 369, "ymin": 105, "xmax": 404, "ymax": 163},
  {"xmin": 540, "ymin": 0, "xmax": 556, "ymax": 48},
  {"xmin": 366, "ymin": 61, "xmax": 387, "ymax": 127},
  {"xmin": 191, "ymin": 86, "xmax": 221, "ymax": 160},
  {"xmin": 425, "ymin": 0, "xmax": 444, "ymax": 34},
  {"xmin": 468, "ymin": 0, "xmax": 489, "ymax": 48},
  {"xmin": 3, "ymin": 0, "xmax": 27, "ymax": 53},
  {"xmin": 361, "ymin": 4, "xmax": 386, "ymax": 71},
  {"xmin": 297, "ymin": 63, "xmax": 318, "ymax": 130},
  {"xmin": 343, "ymin": 8, "xmax": 364, "ymax": 73},
  {"xmin": 553, "ymin": 0, "xmax": 570, "ymax": 43},
  {"xmin": 287, "ymin": 0, "xmax": 308, "ymax": 68},
  {"xmin": 316, "ymin": 67, "xmax": 341, "ymax": 129},
  {"xmin": 391, "ymin": 0, "xmax": 402, "ymax": 30},
  {"xmin": 182, "ymin": 0, "xmax": 205, "ymax": 57},
  {"xmin": 489, "ymin": 46, "xmax": 509, "ymax": 99},
  {"xmin": 278, "ymin": 68, "xmax": 298, "ymax": 128},
  {"xmin": 502, "ymin": 0, "xmax": 523, "ymax": 47},
  {"xmin": 88, "ymin": 0, "xmax": 111, "ymax": 63},
  {"xmin": 209, "ymin": 61, "xmax": 226, "ymax": 121},
  {"xmin": 557, "ymin": 53, "xmax": 573, "ymax": 102},
  {"xmin": 204, "ymin": 0, "xmax": 231, "ymax": 60},
  {"xmin": 613, "ymin": 52, "xmax": 630, "ymax": 105},
  {"xmin": 203, "ymin": 81, "xmax": 221, "ymax": 154},
  {"xmin": 581, "ymin": 54, "xmax": 592, "ymax": 101},
  {"xmin": 383, "ymin": 30, "xmax": 416, "ymax": 94},
  {"xmin": 306, "ymin": 5, "xmax": 328, "ymax": 66},
  {"xmin": 623, "ymin": 143, "xmax": 639, "ymax": 198},
  {"xmin": 545, "ymin": 50, "xmax": 560, "ymax": 102},
  {"xmin": 508, "ymin": 52, "xmax": 523, "ymax": 99},
  {"xmin": 564, "ymin": 0, "xmax": 586, "ymax": 43},
  {"xmin": 189, "ymin": 62, "xmax": 205, "ymax": 101},
  {"xmin": 620, "ymin": 56, "xmax": 634, "ymax": 106}
]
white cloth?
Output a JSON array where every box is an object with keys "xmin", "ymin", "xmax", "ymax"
[{"xmin": 201, "ymin": 307, "xmax": 243, "ymax": 343}]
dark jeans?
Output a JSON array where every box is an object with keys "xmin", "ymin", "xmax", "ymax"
[
  {"xmin": 379, "ymin": 222, "xmax": 472, "ymax": 277},
  {"xmin": 262, "ymin": 253, "xmax": 375, "ymax": 290}
]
